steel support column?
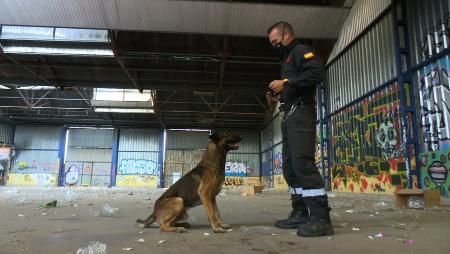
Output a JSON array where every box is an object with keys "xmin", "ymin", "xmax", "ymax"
[{"xmin": 392, "ymin": 0, "xmax": 421, "ymax": 188}]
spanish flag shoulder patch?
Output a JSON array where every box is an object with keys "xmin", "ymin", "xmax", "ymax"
[{"xmin": 304, "ymin": 52, "xmax": 315, "ymax": 60}]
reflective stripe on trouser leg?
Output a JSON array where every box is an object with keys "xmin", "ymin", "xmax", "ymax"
[
  {"xmin": 290, "ymin": 187, "xmax": 303, "ymax": 195},
  {"xmin": 302, "ymin": 188, "xmax": 326, "ymax": 197}
]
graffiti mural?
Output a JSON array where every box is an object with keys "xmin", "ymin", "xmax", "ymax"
[
  {"xmin": 420, "ymin": 151, "xmax": 450, "ymax": 197},
  {"xmin": 64, "ymin": 162, "xmax": 82, "ymax": 185},
  {"xmin": 376, "ymin": 112, "xmax": 405, "ymax": 158},
  {"xmin": 224, "ymin": 176, "xmax": 260, "ymax": 187},
  {"xmin": 416, "ymin": 16, "xmax": 450, "ymax": 197},
  {"xmin": 419, "ymin": 63, "xmax": 450, "ymax": 151},
  {"xmin": 118, "ymin": 159, "xmax": 158, "ymax": 175},
  {"xmin": 116, "ymin": 175, "xmax": 157, "ymax": 187},
  {"xmin": 225, "ymin": 161, "xmax": 249, "ymax": 176},
  {"xmin": 63, "ymin": 162, "xmax": 111, "ymax": 187},
  {"xmin": 0, "ymin": 147, "xmax": 11, "ymax": 185},
  {"xmin": 7, "ymin": 173, "xmax": 57, "ymax": 186},
  {"xmin": 419, "ymin": 15, "xmax": 450, "ymax": 60},
  {"xmin": 261, "ymin": 151, "xmax": 286, "ymax": 189},
  {"xmin": 274, "ymin": 152, "xmax": 283, "ymax": 175},
  {"xmin": 418, "ymin": 59, "xmax": 450, "ymax": 197},
  {"xmin": 315, "ymin": 142, "xmax": 322, "ymax": 172},
  {"xmin": 12, "ymin": 160, "xmax": 58, "ymax": 174},
  {"xmin": 331, "ymin": 83, "xmax": 417, "ymax": 194},
  {"xmin": 0, "ymin": 147, "xmax": 11, "ymax": 172}
]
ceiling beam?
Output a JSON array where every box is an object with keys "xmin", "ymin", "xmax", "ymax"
[
  {"xmin": 15, "ymin": 89, "xmax": 32, "ymax": 108},
  {"xmin": 253, "ymin": 94, "xmax": 268, "ymax": 111},
  {"xmin": 110, "ymin": 31, "xmax": 143, "ymax": 92},
  {"xmin": 199, "ymin": 96, "xmax": 215, "ymax": 113},
  {"xmin": 0, "ymin": 46, "xmax": 55, "ymax": 87},
  {"xmin": 0, "ymin": 63, "xmax": 278, "ymax": 77},
  {"xmin": 0, "ymin": 78, "xmax": 269, "ymax": 95}
]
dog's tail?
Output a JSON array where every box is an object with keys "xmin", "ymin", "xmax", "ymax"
[{"xmin": 136, "ymin": 214, "xmax": 156, "ymax": 228}]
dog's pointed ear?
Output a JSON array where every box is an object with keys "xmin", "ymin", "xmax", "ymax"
[{"xmin": 209, "ymin": 133, "xmax": 220, "ymax": 143}]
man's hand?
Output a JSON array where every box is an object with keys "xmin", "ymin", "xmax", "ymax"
[
  {"xmin": 265, "ymin": 91, "xmax": 279, "ymax": 106},
  {"xmin": 269, "ymin": 80, "xmax": 285, "ymax": 94}
]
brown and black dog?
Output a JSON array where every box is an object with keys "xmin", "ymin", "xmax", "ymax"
[{"xmin": 137, "ymin": 132, "xmax": 242, "ymax": 233}]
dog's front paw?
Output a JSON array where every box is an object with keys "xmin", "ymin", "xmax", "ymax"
[
  {"xmin": 176, "ymin": 227, "xmax": 187, "ymax": 233},
  {"xmin": 220, "ymin": 223, "xmax": 232, "ymax": 229},
  {"xmin": 213, "ymin": 227, "xmax": 226, "ymax": 233}
]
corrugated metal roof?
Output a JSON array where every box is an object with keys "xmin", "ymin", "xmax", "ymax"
[
  {"xmin": 326, "ymin": 12, "xmax": 396, "ymax": 113},
  {"xmin": 65, "ymin": 148, "xmax": 112, "ymax": 162},
  {"xmin": 14, "ymin": 126, "xmax": 61, "ymax": 149},
  {"xmin": 260, "ymin": 126, "xmax": 271, "ymax": 151},
  {"xmin": 0, "ymin": 0, "xmax": 350, "ymax": 38},
  {"xmin": 228, "ymin": 129, "xmax": 259, "ymax": 154},
  {"xmin": 0, "ymin": 123, "xmax": 14, "ymax": 144},
  {"xmin": 166, "ymin": 130, "xmax": 210, "ymax": 150},
  {"xmin": 327, "ymin": 0, "xmax": 391, "ymax": 63},
  {"xmin": 407, "ymin": 0, "xmax": 450, "ymax": 66},
  {"xmin": 118, "ymin": 128, "xmax": 160, "ymax": 152},
  {"xmin": 68, "ymin": 128, "xmax": 114, "ymax": 148}
]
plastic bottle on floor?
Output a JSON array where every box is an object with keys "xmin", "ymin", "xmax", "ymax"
[{"xmin": 76, "ymin": 241, "xmax": 107, "ymax": 254}]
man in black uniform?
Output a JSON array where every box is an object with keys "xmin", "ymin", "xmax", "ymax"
[{"xmin": 266, "ymin": 21, "xmax": 333, "ymax": 237}]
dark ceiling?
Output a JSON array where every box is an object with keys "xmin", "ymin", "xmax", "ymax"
[{"xmin": 0, "ymin": 1, "xmax": 339, "ymax": 129}]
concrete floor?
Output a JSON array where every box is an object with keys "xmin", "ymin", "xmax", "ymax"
[{"xmin": 0, "ymin": 187, "xmax": 449, "ymax": 254}]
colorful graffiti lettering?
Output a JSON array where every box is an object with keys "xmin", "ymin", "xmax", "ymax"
[
  {"xmin": 17, "ymin": 161, "xmax": 29, "ymax": 170},
  {"xmin": 419, "ymin": 62, "xmax": 450, "ymax": 151},
  {"xmin": 331, "ymin": 83, "xmax": 415, "ymax": 194},
  {"xmin": 315, "ymin": 142, "xmax": 322, "ymax": 171},
  {"xmin": 416, "ymin": 18, "xmax": 450, "ymax": 197},
  {"xmin": 421, "ymin": 151, "xmax": 450, "ymax": 197},
  {"xmin": 274, "ymin": 153, "xmax": 283, "ymax": 175},
  {"xmin": 223, "ymin": 176, "xmax": 260, "ymax": 187},
  {"xmin": 225, "ymin": 161, "xmax": 249, "ymax": 176},
  {"xmin": 118, "ymin": 159, "xmax": 158, "ymax": 175},
  {"xmin": 8, "ymin": 173, "xmax": 57, "ymax": 186},
  {"xmin": 14, "ymin": 159, "xmax": 58, "ymax": 174},
  {"xmin": 224, "ymin": 176, "xmax": 244, "ymax": 186},
  {"xmin": 419, "ymin": 17, "xmax": 449, "ymax": 59},
  {"xmin": 116, "ymin": 175, "xmax": 157, "ymax": 187},
  {"xmin": 0, "ymin": 147, "xmax": 11, "ymax": 172}
]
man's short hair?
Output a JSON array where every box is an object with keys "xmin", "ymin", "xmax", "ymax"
[{"xmin": 267, "ymin": 21, "xmax": 294, "ymax": 35}]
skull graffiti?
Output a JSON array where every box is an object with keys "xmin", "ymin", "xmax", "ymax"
[{"xmin": 376, "ymin": 114, "xmax": 403, "ymax": 158}]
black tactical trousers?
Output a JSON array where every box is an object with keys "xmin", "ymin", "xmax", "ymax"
[{"xmin": 281, "ymin": 102, "xmax": 325, "ymax": 195}]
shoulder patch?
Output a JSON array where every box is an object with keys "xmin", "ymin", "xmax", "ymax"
[{"xmin": 304, "ymin": 52, "xmax": 315, "ymax": 60}]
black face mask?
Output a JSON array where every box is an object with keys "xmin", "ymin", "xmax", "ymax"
[{"xmin": 272, "ymin": 42, "xmax": 285, "ymax": 59}]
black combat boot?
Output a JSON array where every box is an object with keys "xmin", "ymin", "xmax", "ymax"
[
  {"xmin": 275, "ymin": 194, "xmax": 309, "ymax": 229},
  {"xmin": 297, "ymin": 195, "xmax": 334, "ymax": 237}
]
